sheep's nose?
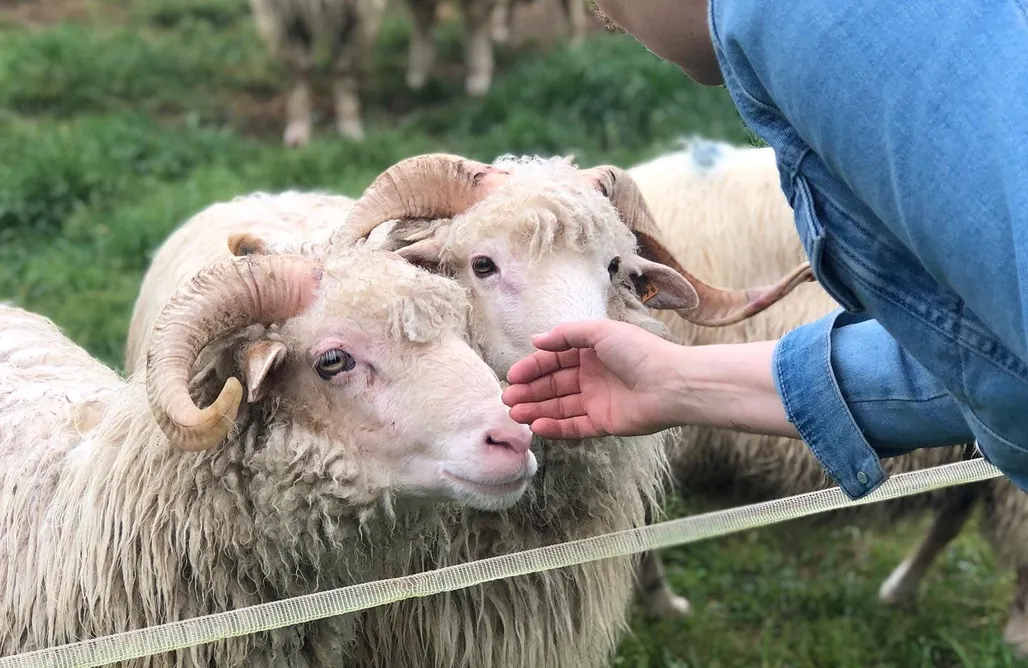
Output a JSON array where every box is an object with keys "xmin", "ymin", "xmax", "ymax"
[{"xmin": 484, "ymin": 424, "xmax": 533, "ymax": 455}]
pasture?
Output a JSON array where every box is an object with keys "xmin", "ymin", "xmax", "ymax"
[{"xmin": 0, "ymin": 0, "xmax": 1019, "ymax": 665}]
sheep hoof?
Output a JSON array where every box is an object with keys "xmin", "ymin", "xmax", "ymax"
[
  {"xmin": 465, "ymin": 74, "xmax": 491, "ymax": 97},
  {"xmin": 407, "ymin": 70, "xmax": 428, "ymax": 90},
  {"xmin": 877, "ymin": 558, "xmax": 918, "ymax": 605},
  {"xmin": 1004, "ymin": 614, "xmax": 1028, "ymax": 658},
  {"xmin": 644, "ymin": 590, "xmax": 692, "ymax": 619},
  {"xmin": 284, "ymin": 122, "xmax": 311, "ymax": 148}
]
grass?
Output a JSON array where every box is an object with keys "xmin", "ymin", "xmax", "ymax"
[{"xmin": 0, "ymin": 0, "xmax": 1021, "ymax": 665}]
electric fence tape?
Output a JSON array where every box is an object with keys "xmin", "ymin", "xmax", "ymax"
[{"xmin": 0, "ymin": 457, "xmax": 1003, "ymax": 668}]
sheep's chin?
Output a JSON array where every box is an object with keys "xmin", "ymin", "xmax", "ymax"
[{"xmin": 439, "ymin": 468, "xmax": 534, "ymax": 511}]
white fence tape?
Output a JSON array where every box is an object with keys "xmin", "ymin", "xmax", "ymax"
[{"xmin": 0, "ymin": 457, "xmax": 1003, "ymax": 668}]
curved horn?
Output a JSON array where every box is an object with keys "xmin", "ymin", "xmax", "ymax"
[
  {"xmin": 581, "ymin": 165, "xmax": 814, "ymax": 327},
  {"xmin": 338, "ymin": 153, "xmax": 511, "ymax": 244},
  {"xmin": 145, "ymin": 254, "xmax": 323, "ymax": 452}
]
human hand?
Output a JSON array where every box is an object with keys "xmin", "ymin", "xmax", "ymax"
[{"xmin": 501, "ymin": 319, "xmax": 687, "ymax": 440}]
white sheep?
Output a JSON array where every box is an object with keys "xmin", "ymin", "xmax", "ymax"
[
  {"xmin": 248, "ymin": 0, "xmax": 387, "ymax": 146},
  {"xmin": 127, "ymin": 152, "xmax": 811, "ymax": 667},
  {"xmin": 0, "ymin": 248, "xmax": 538, "ymax": 665},
  {"xmin": 624, "ymin": 137, "xmax": 1028, "ymax": 655},
  {"xmin": 489, "ymin": 0, "xmax": 589, "ymax": 48}
]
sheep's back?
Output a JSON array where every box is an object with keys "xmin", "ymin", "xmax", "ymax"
[{"xmin": 125, "ymin": 191, "xmax": 354, "ymax": 373}]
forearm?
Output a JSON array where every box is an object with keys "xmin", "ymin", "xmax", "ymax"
[{"xmin": 667, "ymin": 340, "xmax": 801, "ymax": 439}]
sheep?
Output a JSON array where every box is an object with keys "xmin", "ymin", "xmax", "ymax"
[
  {"xmin": 248, "ymin": 0, "xmax": 387, "ymax": 146},
  {"xmin": 623, "ymin": 137, "xmax": 1028, "ymax": 655},
  {"xmin": 0, "ymin": 247, "xmax": 540, "ymax": 666},
  {"xmin": 489, "ymin": 0, "xmax": 589, "ymax": 48},
  {"xmin": 404, "ymin": 0, "xmax": 500, "ymax": 96},
  {"xmin": 122, "ymin": 153, "xmax": 812, "ymax": 667}
]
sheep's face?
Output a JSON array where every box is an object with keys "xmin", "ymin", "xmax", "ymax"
[
  {"xmin": 253, "ymin": 248, "xmax": 537, "ymax": 512},
  {"xmin": 381, "ymin": 160, "xmax": 689, "ymax": 376},
  {"xmin": 449, "ymin": 200, "xmax": 644, "ymax": 375}
]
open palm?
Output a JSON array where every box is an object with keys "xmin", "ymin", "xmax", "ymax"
[{"xmin": 502, "ymin": 320, "xmax": 683, "ymax": 440}]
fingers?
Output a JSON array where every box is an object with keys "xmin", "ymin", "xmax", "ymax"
[
  {"xmin": 506, "ymin": 348, "xmax": 580, "ymax": 385},
  {"xmin": 503, "ymin": 364, "xmax": 581, "ymax": 405},
  {"xmin": 530, "ymin": 320, "xmax": 614, "ymax": 353},
  {"xmin": 528, "ymin": 416, "xmax": 605, "ymax": 440},
  {"xmin": 507, "ymin": 392, "xmax": 584, "ymax": 424}
]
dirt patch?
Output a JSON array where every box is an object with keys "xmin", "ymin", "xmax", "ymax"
[{"xmin": 0, "ymin": 0, "xmax": 119, "ymax": 28}]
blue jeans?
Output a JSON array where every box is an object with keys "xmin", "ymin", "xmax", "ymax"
[{"xmin": 707, "ymin": 0, "xmax": 1028, "ymax": 499}]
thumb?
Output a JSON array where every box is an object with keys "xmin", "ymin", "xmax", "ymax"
[{"xmin": 531, "ymin": 319, "xmax": 614, "ymax": 352}]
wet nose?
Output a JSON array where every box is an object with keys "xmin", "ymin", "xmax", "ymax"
[{"xmin": 483, "ymin": 423, "xmax": 533, "ymax": 455}]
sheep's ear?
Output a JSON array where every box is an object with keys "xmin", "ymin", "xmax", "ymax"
[
  {"xmin": 626, "ymin": 256, "xmax": 700, "ymax": 310},
  {"xmin": 381, "ymin": 219, "xmax": 448, "ymax": 273},
  {"xmin": 395, "ymin": 238, "xmax": 444, "ymax": 272},
  {"xmin": 243, "ymin": 339, "xmax": 288, "ymax": 403},
  {"xmin": 228, "ymin": 232, "xmax": 271, "ymax": 257}
]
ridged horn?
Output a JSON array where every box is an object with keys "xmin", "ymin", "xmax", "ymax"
[
  {"xmin": 338, "ymin": 153, "xmax": 511, "ymax": 244},
  {"xmin": 145, "ymin": 254, "xmax": 323, "ymax": 452},
  {"xmin": 581, "ymin": 165, "xmax": 814, "ymax": 326}
]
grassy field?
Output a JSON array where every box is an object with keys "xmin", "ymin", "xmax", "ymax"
[{"xmin": 0, "ymin": 0, "xmax": 1022, "ymax": 666}]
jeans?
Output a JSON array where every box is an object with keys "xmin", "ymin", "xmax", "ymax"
[{"xmin": 707, "ymin": 0, "xmax": 1028, "ymax": 499}]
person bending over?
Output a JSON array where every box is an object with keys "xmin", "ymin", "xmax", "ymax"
[{"xmin": 502, "ymin": 0, "xmax": 1028, "ymax": 500}]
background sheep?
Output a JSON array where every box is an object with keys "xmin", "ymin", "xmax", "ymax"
[
  {"xmin": 134, "ymin": 152, "xmax": 810, "ymax": 667},
  {"xmin": 248, "ymin": 0, "xmax": 387, "ymax": 146},
  {"xmin": 0, "ymin": 248, "xmax": 536, "ymax": 665},
  {"xmin": 404, "ymin": 0, "xmax": 499, "ymax": 96},
  {"xmin": 624, "ymin": 138, "xmax": 1028, "ymax": 656}
]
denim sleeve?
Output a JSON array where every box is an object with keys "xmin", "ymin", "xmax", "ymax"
[{"xmin": 772, "ymin": 309, "xmax": 975, "ymax": 500}]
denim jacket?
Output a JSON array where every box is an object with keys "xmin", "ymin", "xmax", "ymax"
[{"xmin": 707, "ymin": 0, "xmax": 1028, "ymax": 499}]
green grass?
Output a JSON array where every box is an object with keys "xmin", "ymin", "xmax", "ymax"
[{"xmin": 0, "ymin": 1, "xmax": 1020, "ymax": 665}]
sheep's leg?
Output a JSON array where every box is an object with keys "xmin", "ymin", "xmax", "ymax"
[
  {"xmin": 283, "ymin": 64, "xmax": 314, "ymax": 148},
  {"xmin": 878, "ymin": 486, "xmax": 979, "ymax": 604},
  {"xmin": 250, "ymin": 1, "xmax": 315, "ymax": 148},
  {"xmin": 560, "ymin": 0, "xmax": 587, "ymax": 48},
  {"xmin": 406, "ymin": 0, "xmax": 439, "ymax": 90},
  {"xmin": 489, "ymin": 0, "xmax": 512, "ymax": 43},
  {"xmin": 330, "ymin": 5, "xmax": 384, "ymax": 142},
  {"xmin": 635, "ymin": 549, "xmax": 692, "ymax": 618},
  {"xmin": 1003, "ymin": 566, "xmax": 1028, "ymax": 658},
  {"xmin": 460, "ymin": 0, "xmax": 496, "ymax": 96}
]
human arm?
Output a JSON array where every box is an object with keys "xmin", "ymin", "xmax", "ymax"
[
  {"xmin": 502, "ymin": 319, "xmax": 798, "ymax": 440},
  {"xmin": 503, "ymin": 310, "xmax": 976, "ymax": 499}
]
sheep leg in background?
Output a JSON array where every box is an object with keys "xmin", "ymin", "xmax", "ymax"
[
  {"xmin": 1003, "ymin": 566, "xmax": 1028, "ymax": 658},
  {"xmin": 635, "ymin": 548, "xmax": 692, "ymax": 618},
  {"xmin": 330, "ymin": 2, "xmax": 385, "ymax": 142},
  {"xmin": 405, "ymin": 0, "xmax": 439, "ymax": 90},
  {"xmin": 489, "ymin": 0, "xmax": 513, "ymax": 44},
  {"xmin": 284, "ymin": 64, "xmax": 315, "ymax": 147},
  {"xmin": 560, "ymin": 0, "xmax": 587, "ymax": 48},
  {"xmin": 248, "ymin": 0, "xmax": 316, "ymax": 147},
  {"xmin": 877, "ymin": 484, "xmax": 980, "ymax": 604},
  {"xmin": 634, "ymin": 501, "xmax": 691, "ymax": 619},
  {"xmin": 460, "ymin": 0, "xmax": 497, "ymax": 96}
]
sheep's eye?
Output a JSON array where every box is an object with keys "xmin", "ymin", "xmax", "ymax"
[
  {"xmin": 315, "ymin": 349, "xmax": 356, "ymax": 380},
  {"xmin": 471, "ymin": 256, "xmax": 498, "ymax": 278},
  {"xmin": 607, "ymin": 256, "xmax": 621, "ymax": 278}
]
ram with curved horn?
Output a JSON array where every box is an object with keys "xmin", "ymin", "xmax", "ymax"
[
  {"xmin": 120, "ymin": 151, "xmax": 812, "ymax": 668},
  {"xmin": 0, "ymin": 244, "xmax": 536, "ymax": 665}
]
